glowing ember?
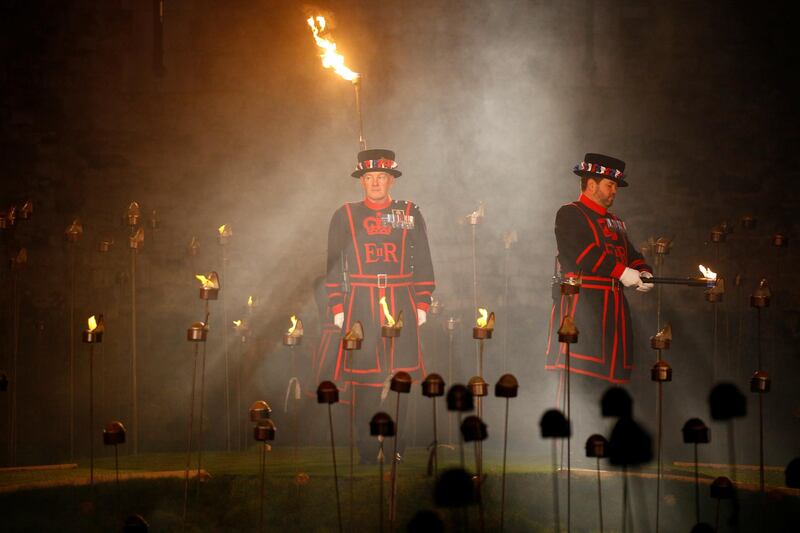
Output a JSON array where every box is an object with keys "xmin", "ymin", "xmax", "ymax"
[
  {"xmin": 698, "ymin": 265, "xmax": 717, "ymax": 280},
  {"xmin": 476, "ymin": 308, "xmax": 489, "ymax": 328},
  {"xmin": 307, "ymin": 15, "xmax": 360, "ymax": 82},
  {"xmin": 88, "ymin": 315, "xmax": 98, "ymax": 332},
  {"xmin": 379, "ymin": 296, "xmax": 395, "ymax": 327}
]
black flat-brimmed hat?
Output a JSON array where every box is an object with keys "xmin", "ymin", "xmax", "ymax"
[
  {"xmin": 573, "ymin": 153, "xmax": 628, "ymax": 187},
  {"xmin": 351, "ymin": 148, "xmax": 402, "ymax": 178}
]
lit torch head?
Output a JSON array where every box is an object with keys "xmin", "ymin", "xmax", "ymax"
[
  {"xmin": 65, "ymin": 219, "xmax": 83, "ymax": 243},
  {"xmin": 195, "ymin": 272, "xmax": 221, "ymax": 301},
  {"xmin": 700, "ymin": 265, "xmax": 724, "ymax": 301},
  {"xmin": 83, "ymin": 314, "xmax": 104, "ymax": 343},
  {"xmin": 699, "ymin": 265, "xmax": 717, "ymax": 281},
  {"xmin": 195, "ymin": 272, "xmax": 220, "ymax": 289},
  {"xmin": 473, "ymin": 308, "xmax": 495, "ymax": 339},
  {"xmin": 307, "ymin": 15, "xmax": 360, "ymax": 82},
  {"xmin": 287, "ymin": 315, "xmax": 304, "ymax": 337},
  {"xmin": 379, "ymin": 296, "xmax": 396, "ymax": 327},
  {"xmin": 217, "ymin": 224, "xmax": 232, "ymax": 245},
  {"xmin": 476, "ymin": 308, "xmax": 495, "ymax": 330}
]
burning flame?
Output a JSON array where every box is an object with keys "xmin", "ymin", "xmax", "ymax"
[
  {"xmin": 379, "ymin": 297, "xmax": 395, "ymax": 327},
  {"xmin": 248, "ymin": 295, "xmax": 254, "ymax": 307},
  {"xmin": 233, "ymin": 320, "xmax": 242, "ymax": 327},
  {"xmin": 88, "ymin": 315, "xmax": 98, "ymax": 332},
  {"xmin": 218, "ymin": 224, "xmax": 227, "ymax": 235},
  {"xmin": 307, "ymin": 15, "xmax": 360, "ymax": 81},
  {"xmin": 698, "ymin": 265, "xmax": 717, "ymax": 280},
  {"xmin": 288, "ymin": 315, "xmax": 298, "ymax": 335},
  {"xmin": 476, "ymin": 308, "xmax": 489, "ymax": 328},
  {"xmin": 195, "ymin": 274, "xmax": 216, "ymax": 288}
]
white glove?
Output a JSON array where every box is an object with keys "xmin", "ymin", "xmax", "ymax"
[
  {"xmin": 636, "ymin": 271, "xmax": 654, "ymax": 293},
  {"xmin": 619, "ymin": 267, "xmax": 642, "ymax": 288},
  {"xmin": 333, "ymin": 312, "xmax": 344, "ymax": 329},
  {"xmin": 417, "ymin": 309, "xmax": 427, "ymax": 327}
]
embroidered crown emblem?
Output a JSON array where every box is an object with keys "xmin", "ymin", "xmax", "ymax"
[{"xmin": 364, "ymin": 216, "xmax": 391, "ymax": 235}]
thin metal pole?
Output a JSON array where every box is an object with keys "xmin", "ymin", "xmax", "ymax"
[
  {"xmin": 197, "ymin": 300, "xmax": 209, "ymax": 492},
  {"xmin": 552, "ymin": 440, "xmax": 561, "ymax": 533},
  {"xmin": 69, "ymin": 245, "xmax": 76, "ymax": 462},
  {"xmin": 500, "ymin": 397, "xmax": 510, "ymax": 532},
  {"xmin": 656, "ymin": 378, "xmax": 663, "ymax": 533},
  {"xmin": 471, "ymin": 224, "xmax": 479, "ymax": 368},
  {"xmin": 622, "ymin": 465, "xmax": 629, "ymax": 533},
  {"xmin": 475, "ymin": 441, "xmax": 485, "ymax": 533},
  {"xmin": 596, "ymin": 457, "xmax": 604, "ymax": 533},
  {"xmin": 758, "ymin": 392, "xmax": 765, "ymax": 499},
  {"xmin": 259, "ymin": 442, "xmax": 267, "ymax": 533},
  {"xmin": 222, "ymin": 248, "xmax": 231, "ymax": 452},
  {"xmin": 458, "ymin": 412, "xmax": 464, "ymax": 468},
  {"xmin": 182, "ymin": 344, "xmax": 199, "ymax": 525},
  {"xmin": 379, "ymin": 438, "xmax": 385, "ymax": 533},
  {"xmin": 432, "ymin": 399, "xmax": 438, "ymax": 477},
  {"xmin": 389, "ymin": 392, "xmax": 401, "ymax": 531},
  {"xmin": 89, "ymin": 344, "xmax": 95, "ymax": 486},
  {"xmin": 349, "ymin": 373, "xmax": 355, "ymax": 529},
  {"xmin": 447, "ymin": 328, "xmax": 454, "ymax": 445},
  {"xmin": 114, "ymin": 443, "xmax": 120, "ymax": 516},
  {"xmin": 131, "ymin": 246, "xmax": 139, "ymax": 455},
  {"xmin": 566, "ymin": 343, "xmax": 572, "ymax": 533},
  {"xmin": 756, "ymin": 308, "xmax": 765, "ymax": 501},
  {"xmin": 327, "ymin": 404, "xmax": 343, "ymax": 533},
  {"xmin": 502, "ymin": 247, "xmax": 510, "ymax": 372},
  {"xmin": 291, "ymin": 350, "xmax": 298, "ymax": 460},
  {"xmin": 10, "ymin": 269, "xmax": 20, "ymax": 466},
  {"xmin": 694, "ymin": 443, "xmax": 700, "ymax": 524},
  {"xmin": 353, "ymin": 79, "xmax": 366, "ymax": 150}
]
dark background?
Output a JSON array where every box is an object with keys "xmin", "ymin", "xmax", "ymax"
[{"xmin": 1, "ymin": 0, "xmax": 798, "ymax": 467}]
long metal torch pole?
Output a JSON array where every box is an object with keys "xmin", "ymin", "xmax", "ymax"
[
  {"xmin": 655, "ymin": 255, "xmax": 664, "ymax": 533},
  {"xmin": 222, "ymin": 247, "xmax": 231, "ymax": 452},
  {"xmin": 69, "ymin": 244, "xmax": 76, "ymax": 461},
  {"xmin": 89, "ymin": 344, "xmax": 95, "ymax": 485},
  {"xmin": 131, "ymin": 243, "xmax": 139, "ymax": 455},
  {"xmin": 197, "ymin": 300, "xmax": 209, "ymax": 491},
  {"xmin": 10, "ymin": 268, "xmax": 20, "ymax": 466},
  {"xmin": 183, "ymin": 343, "xmax": 199, "ymax": 525},
  {"xmin": 471, "ymin": 224, "xmax": 479, "ymax": 372},
  {"xmin": 353, "ymin": 78, "xmax": 366, "ymax": 150}
]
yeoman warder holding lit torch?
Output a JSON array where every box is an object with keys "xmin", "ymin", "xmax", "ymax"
[
  {"xmin": 322, "ymin": 149, "xmax": 435, "ymax": 463},
  {"xmin": 546, "ymin": 154, "xmax": 653, "ymax": 407}
]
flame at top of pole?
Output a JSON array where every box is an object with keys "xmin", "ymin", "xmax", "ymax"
[
  {"xmin": 307, "ymin": 15, "xmax": 360, "ymax": 82},
  {"xmin": 287, "ymin": 315, "xmax": 304, "ymax": 337},
  {"xmin": 195, "ymin": 272, "xmax": 220, "ymax": 289},
  {"xmin": 698, "ymin": 265, "xmax": 717, "ymax": 280},
  {"xmin": 476, "ymin": 308, "xmax": 488, "ymax": 328},
  {"xmin": 87, "ymin": 314, "xmax": 103, "ymax": 332},
  {"xmin": 379, "ymin": 296, "xmax": 395, "ymax": 327}
]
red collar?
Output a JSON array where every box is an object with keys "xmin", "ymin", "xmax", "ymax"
[
  {"xmin": 363, "ymin": 197, "xmax": 392, "ymax": 210},
  {"xmin": 579, "ymin": 194, "xmax": 607, "ymax": 216}
]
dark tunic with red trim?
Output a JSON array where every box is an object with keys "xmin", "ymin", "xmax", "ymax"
[
  {"xmin": 319, "ymin": 197, "xmax": 435, "ymax": 387},
  {"xmin": 545, "ymin": 194, "xmax": 652, "ymax": 383}
]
